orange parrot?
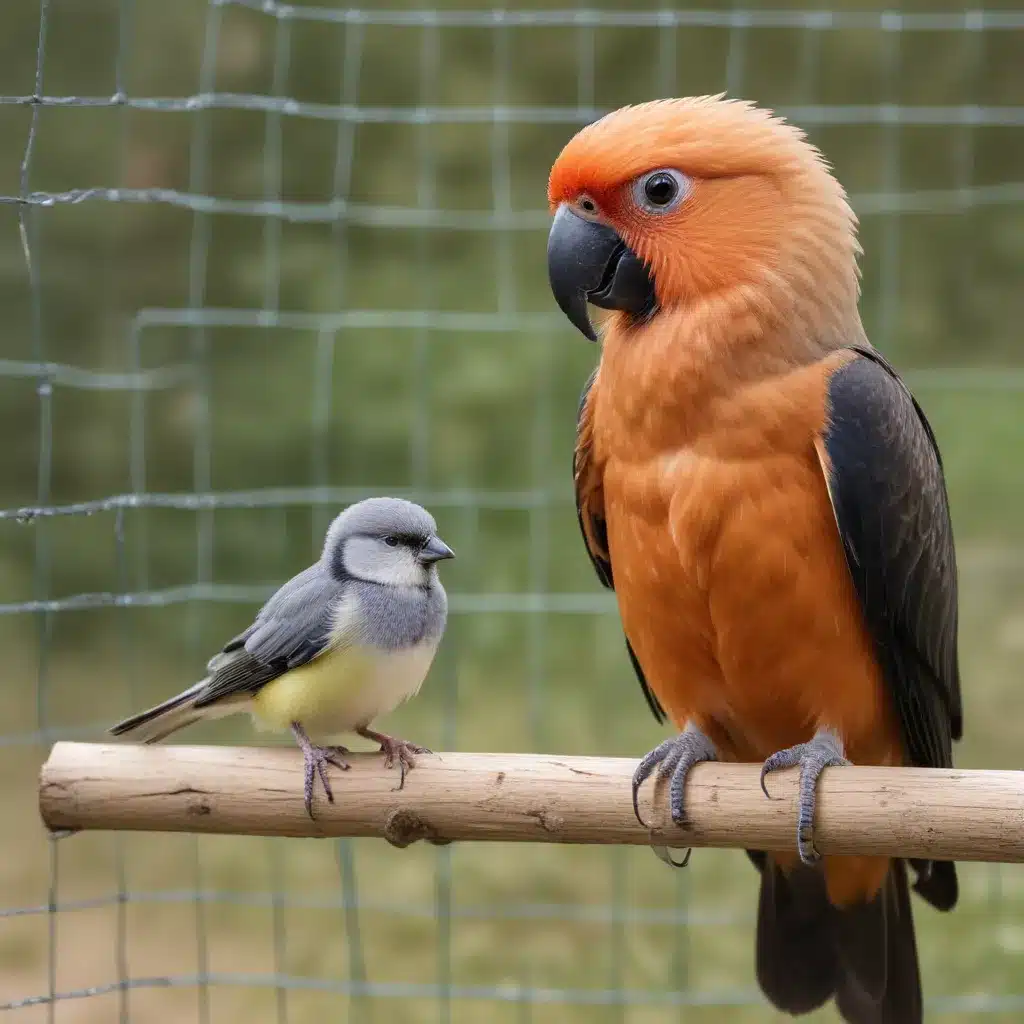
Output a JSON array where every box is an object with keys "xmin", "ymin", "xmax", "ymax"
[{"xmin": 546, "ymin": 95, "xmax": 961, "ymax": 1023}]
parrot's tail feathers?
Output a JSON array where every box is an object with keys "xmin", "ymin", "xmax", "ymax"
[
  {"xmin": 754, "ymin": 854, "xmax": 838, "ymax": 1015},
  {"xmin": 109, "ymin": 680, "xmax": 210, "ymax": 744},
  {"xmin": 910, "ymin": 857, "xmax": 958, "ymax": 912},
  {"xmin": 753, "ymin": 856, "xmax": 922, "ymax": 1024},
  {"xmin": 835, "ymin": 860, "xmax": 922, "ymax": 1024}
]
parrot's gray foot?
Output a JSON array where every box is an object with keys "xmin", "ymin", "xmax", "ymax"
[
  {"xmin": 290, "ymin": 722, "xmax": 351, "ymax": 818},
  {"xmin": 357, "ymin": 726, "xmax": 431, "ymax": 791},
  {"xmin": 632, "ymin": 723, "xmax": 719, "ymax": 833},
  {"xmin": 759, "ymin": 727, "xmax": 850, "ymax": 865}
]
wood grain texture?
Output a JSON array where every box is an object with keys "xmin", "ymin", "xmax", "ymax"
[{"xmin": 37, "ymin": 742, "xmax": 1024, "ymax": 861}]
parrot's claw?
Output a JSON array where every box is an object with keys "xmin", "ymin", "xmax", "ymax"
[
  {"xmin": 357, "ymin": 726, "xmax": 431, "ymax": 791},
  {"xmin": 291, "ymin": 722, "xmax": 351, "ymax": 818},
  {"xmin": 632, "ymin": 724, "xmax": 719, "ymax": 832},
  {"xmin": 759, "ymin": 728, "xmax": 850, "ymax": 865}
]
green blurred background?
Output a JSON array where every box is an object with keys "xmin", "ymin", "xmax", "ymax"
[{"xmin": 1, "ymin": 0, "xmax": 1023, "ymax": 1021}]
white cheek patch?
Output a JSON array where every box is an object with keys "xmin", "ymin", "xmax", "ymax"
[{"xmin": 344, "ymin": 536, "xmax": 424, "ymax": 587}]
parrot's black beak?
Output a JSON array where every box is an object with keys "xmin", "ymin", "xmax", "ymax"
[
  {"xmin": 419, "ymin": 536, "xmax": 455, "ymax": 564},
  {"xmin": 546, "ymin": 204, "xmax": 657, "ymax": 342}
]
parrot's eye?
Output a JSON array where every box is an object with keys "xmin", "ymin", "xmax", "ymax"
[
  {"xmin": 634, "ymin": 169, "xmax": 690, "ymax": 214},
  {"xmin": 383, "ymin": 536, "xmax": 400, "ymax": 548}
]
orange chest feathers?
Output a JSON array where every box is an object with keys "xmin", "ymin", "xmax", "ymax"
[{"xmin": 587, "ymin": 349, "xmax": 898, "ymax": 767}]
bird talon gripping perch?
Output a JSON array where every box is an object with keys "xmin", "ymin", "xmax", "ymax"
[
  {"xmin": 759, "ymin": 728, "xmax": 851, "ymax": 865},
  {"xmin": 109, "ymin": 497, "xmax": 454, "ymax": 823},
  {"xmin": 357, "ymin": 726, "xmax": 432, "ymax": 792},
  {"xmin": 291, "ymin": 721, "xmax": 351, "ymax": 817},
  {"xmin": 631, "ymin": 724, "xmax": 718, "ymax": 829}
]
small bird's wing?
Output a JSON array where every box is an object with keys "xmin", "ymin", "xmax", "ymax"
[
  {"xmin": 817, "ymin": 346, "xmax": 961, "ymax": 910},
  {"xmin": 193, "ymin": 565, "xmax": 342, "ymax": 709},
  {"xmin": 109, "ymin": 565, "xmax": 343, "ymax": 742},
  {"xmin": 575, "ymin": 368, "xmax": 667, "ymax": 723}
]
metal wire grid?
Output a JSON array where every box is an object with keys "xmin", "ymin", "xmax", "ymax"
[{"xmin": 1, "ymin": 0, "xmax": 1023, "ymax": 1018}]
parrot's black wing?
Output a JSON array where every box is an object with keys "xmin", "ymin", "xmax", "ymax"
[
  {"xmin": 575, "ymin": 367, "xmax": 667, "ymax": 724},
  {"xmin": 194, "ymin": 565, "xmax": 338, "ymax": 708},
  {"xmin": 750, "ymin": 348, "xmax": 960, "ymax": 1023},
  {"xmin": 819, "ymin": 345, "xmax": 961, "ymax": 911}
]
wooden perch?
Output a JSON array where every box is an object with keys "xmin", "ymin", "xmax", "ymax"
[{"xmin": 39, "ymin": 742, "xmax": 1024, "ymax": 862}]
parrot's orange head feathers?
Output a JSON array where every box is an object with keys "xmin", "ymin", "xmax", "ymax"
[{"xmin": 546, "ymin": 95, "xmax": 861, "ymax": 344}]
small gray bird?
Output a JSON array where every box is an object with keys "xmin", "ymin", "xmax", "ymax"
[{"xmin": 109, "ymin": 497, "xmax": 454, "ymax": 817}]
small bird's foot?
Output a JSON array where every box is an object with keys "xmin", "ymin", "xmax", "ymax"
[
  {"xmin": 631, "ymin": 723, "xmax": 719, "ymax": 831},
  {"xmin": 759, "ymin": 728, "xmax": 850, "ymax": 865},
  {"xmin": 290, "ymin": 722, "xmax": 351, "ymax": 818},
  {"xmin": 357, "ymin": 726, "xmax": 431, "ymax": 791}
]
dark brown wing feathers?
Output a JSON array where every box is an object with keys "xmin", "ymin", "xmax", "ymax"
[{"xmin": 821, "ymin": 346, "xmax": 961, "ymax": 913}]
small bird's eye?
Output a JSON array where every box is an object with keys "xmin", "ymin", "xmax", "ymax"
[
  {"xmin": 575, "ymin": 195, "xmax": 599, "ymax": 218},
  {"xmin": 383, "ymin": 536, "xmax": 399, "ymax": 548},
  {"xmin": 634, "ymin": 169, "xmax": 690, "ymax": 214}
]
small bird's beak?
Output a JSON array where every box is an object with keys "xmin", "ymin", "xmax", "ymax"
[
  {"xmin": 546, "ymin": 204, "xmax": 657, "ymax": 342},
  {"xmin": 419, "ymin": 536, "xmax": 455, "ymax": 564}
]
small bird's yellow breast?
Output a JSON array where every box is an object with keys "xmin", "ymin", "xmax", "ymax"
[{"xmin": 249, "ymin": 640, "xmax": 438, "ymax": 741}]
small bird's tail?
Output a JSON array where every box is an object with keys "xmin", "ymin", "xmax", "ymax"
[
  {"xmin": 109, "ymin": 681, "xmax": 210, "ymax": 744},
  {"xmin": 752, "ymin": 852, "xmax": 921, "ymax": 1024}
]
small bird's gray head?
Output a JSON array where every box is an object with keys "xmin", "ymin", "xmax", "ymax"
[{"xmin": 323, "ymin": 497, "xmax": 454, "ymax": 588}]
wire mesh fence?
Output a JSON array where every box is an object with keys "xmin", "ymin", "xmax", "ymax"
[{"xmin": 1, "ymin": 0, "xmax": 1023, "ymax": 1021}]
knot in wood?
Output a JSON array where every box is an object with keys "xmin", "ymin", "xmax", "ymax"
[{"xmin": 383, "ymin": 808, "xmax": 452, "ymax": 849}]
